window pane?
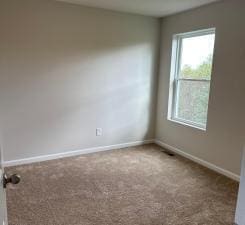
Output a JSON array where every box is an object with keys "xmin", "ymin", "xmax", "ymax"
[
  {"xmin": 176, "ymin": 80, "xmax": 210, "ymax": 127},
  {"xmin": 180, "ymin": 34, "xmax": 215, "ymax": 80}
]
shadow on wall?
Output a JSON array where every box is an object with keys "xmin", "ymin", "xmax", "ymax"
[{"xmin": 0, "ymin": 0, "xmax": 159, "ymax": 161}]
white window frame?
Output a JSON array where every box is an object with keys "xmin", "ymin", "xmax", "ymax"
[{"xmin": 167, "ymin": 28, "xmax": 216, "ymax": 131}]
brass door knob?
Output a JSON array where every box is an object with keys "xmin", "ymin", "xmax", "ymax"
[{"xmin": 3, "ymin": 174, "xmax": 21, "ymax": 188}]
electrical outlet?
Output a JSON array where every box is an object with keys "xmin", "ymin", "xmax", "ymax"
[{"xmin": 96, "ymin": 128, "xmax": 102, "ymax": 136}]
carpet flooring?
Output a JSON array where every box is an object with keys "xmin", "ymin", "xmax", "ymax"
[{"xmin": 6, "ymin": 144, "xmax": 238, "ymax": 225}]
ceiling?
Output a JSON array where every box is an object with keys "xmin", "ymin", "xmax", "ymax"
[{"xmin": 56, "ymin": 0, "xmax": 220, "ymax": 17}]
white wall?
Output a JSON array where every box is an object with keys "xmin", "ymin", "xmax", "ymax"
[
  {"xmin": 1, "ymin": 0, "xmax": 244, "ymax": 178},
  {"xmin": 0, "ymin": 0, "xmax": 160, "ymax": 161},
  {"xmin": 156, "ymin": 0, "xmax": 245, "ymax": 175},
  {"xmin": 236, "ymin": 147, "xmax": 245, "ymax": 225}
]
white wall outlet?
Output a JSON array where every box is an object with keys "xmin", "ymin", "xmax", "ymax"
[{"xmin": 96, "ymin": 128, "xmax": 102, "ymax": 136}]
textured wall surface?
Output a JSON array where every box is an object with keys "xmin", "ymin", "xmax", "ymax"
[
  {"xmin": 0, "ymin": 0, "xmax": 160, "ymax": 161},
  {"xmin": 156, "ymin": 0, "xmax": 245, "ymax": 175}
]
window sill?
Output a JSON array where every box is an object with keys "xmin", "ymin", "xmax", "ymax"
[{"xmin": 168, "ymin": 118, "xmax": 206, "ymax": 131}]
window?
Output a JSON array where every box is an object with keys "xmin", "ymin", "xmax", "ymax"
[{"xmin": 168, "ymin": 28, "xmax": 216, "ymax": 130}]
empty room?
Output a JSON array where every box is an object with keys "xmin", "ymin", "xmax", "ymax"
[{"xmin": 0, "ymin": 0, "xmax": 245, "ymax": 224}]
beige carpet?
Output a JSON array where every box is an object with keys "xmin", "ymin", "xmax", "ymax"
[{"xmin": 6, "ymin": 144, "xmax": 238, "ymax": 225}]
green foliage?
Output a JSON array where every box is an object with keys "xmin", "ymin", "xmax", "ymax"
[
  {"xmin": 177, "ymin": 54, "xmax": 213, "ymax": 126},
  {"xmin": 177, "ymin": 81, "xmax": 210, "ymax": 126},
  {"xmin": 181, "ymin": 55, "xmax": 213, "ymax": 79}
]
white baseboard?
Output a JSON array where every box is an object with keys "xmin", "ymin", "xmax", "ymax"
[
  {"xmin": 154, "ymin": 140, "xmax": 240, "ymax": 182},
  {"xmin": 3, "ymin": 139, "xmax": 154, "ymax": 167},
  {"xmin": 4, "ymin": 139, "xmax": 240, "ymax": 182}
]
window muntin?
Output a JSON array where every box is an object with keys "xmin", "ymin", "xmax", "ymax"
[{"xmin": 169, "ymin": 29, "xmax": 215, "ymax": 130}]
